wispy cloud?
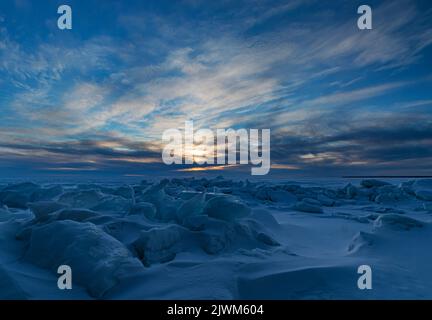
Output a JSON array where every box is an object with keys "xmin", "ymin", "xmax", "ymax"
[{"xmin": 0, "ymin": 0, "xmax": 431, "ymax": 176}]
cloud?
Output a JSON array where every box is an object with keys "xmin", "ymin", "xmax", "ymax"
[
  {"xmin": 302, "ymin": 82, "xmax": 407, "ymax": 107},
  {"xmin": 269, "ymin": 110, "xmax": 432, "ymax": 174},
  {"xmin": 0, "ymin": 0, "xmax": 431, "ymax": 176}
]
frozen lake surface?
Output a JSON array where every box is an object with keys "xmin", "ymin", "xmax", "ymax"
[{"xmin": 0, "ymin": 176, "xmax": 431, "ymax": 299}]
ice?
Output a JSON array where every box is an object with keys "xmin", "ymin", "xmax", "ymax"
[
  {"xmin": 132, "ymin": 225, "xmax": 187, "ymax": 266},
  {"xmin": 1, "ymin": 177, "xmax": 432, "ymax": 299},
  {"xmin": 347, "ymin": 231, "xmax": 375, "ymax": 253},
  {"xmin": 361, "ymin": 179, "xmax": 391, "ymax": 188},
  {"xmin": 415, "ymin": 190, "xmax": 432, "ymax": 201},
  {"xmin": 202, "ymin": 195, "xmax": 251, "ymax": 221},
  {"xmin": 255, "ymin": 231, "xmax": 280, "ymax": 246},
  {"xmin": 112, "ymin": 185, "xmax": 135, "ymax": 200},
  {"xmin": 253, "ymin": 186, "xmax": 297, "ymax": 203},
  {"xmin": 293, "ymin": 198, "xmax": 323, "ymax": 213},
  {"xmin": 2, "ymin": 182, "xmax": 41, "ymax": 194},
  {"xmin": 31, "ymin": 185, "xmax": 64, "ymax": 202},
  {"xmin": 58, "ymin": 190, "xmax": 106, "ymax": 209},
  {"xmin": 412, "ymin": 179, "xmax": 432, "ymax": 190},
  {"xmin": 423, "ymin": 203, "xmax": 432, "ymax": 212},
  {"xmin": 317, "ymin": 194, "xmax": 335, "ymax": 206},
  {"xmin": 176, "ymin": 192, "xmax": 206, "ymax": 223},
  {"xmin": 0, "ymin": 191, "xmax": 31, "ymax": 209},
  {"xmin": 0, "ymin": 266, "xmax": 29, "ymax": 299},
  {"xmin": 182, "ymin": 214, "xmax": 208, "ymax": 231},
  {"xmin": 373, "ymin": 214, "xmax": 425, "ymax": 231},
  {"xmin": 28, "ymin": 201, "xmax": 68, "ymax": 221},
  {"xmin": 343, "ymin": 183, "xmax": 358, "ymax": 199},
  {"xmin": 23, "ymin": 220, "xmax": 144, "ymax": 298},
  {"xmin": 138, "ymin": 180, "xmax": 181, "ymax": 222},
  {"xmin": 91, "ymin": 197, "xmax": 132, "ymax": 214},
  {"xmin": 374, "ymin": 185, "xmax": 408, "ymax": 203},
  {"xmin": 55, "ymin": 208, "xmax": 102, "ymax": 222},
  {"xmin": 128, "ymin": 202, "xmax": 157, "ymax": 219},
  {"xmin": 268, "ymin": 189, "xmax": 297, "ymax": 203},
  {"xmin": 404, "ymin": 179, "xmax": 432, "ymax": 201},
  {"xmin": 0, "ymin": 183, "xmax": 62, "ymax": 209}
]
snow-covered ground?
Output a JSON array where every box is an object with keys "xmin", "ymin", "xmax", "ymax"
[{"xmin": 0, "ymin": 177, "xmax": 431, "ymax": 299}]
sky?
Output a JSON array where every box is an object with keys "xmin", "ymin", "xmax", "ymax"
[{"xmin": 0, "ymin": 0, "xmax": 432, "ymax": 179}]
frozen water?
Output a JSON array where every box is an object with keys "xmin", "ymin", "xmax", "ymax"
[
  {"xmin": 0, "ymin": 177, "xmax": 431, "ymax": 299},
  {"xmin": 24, "ymin": 220, "xmax": 144, "ymax": 298}
]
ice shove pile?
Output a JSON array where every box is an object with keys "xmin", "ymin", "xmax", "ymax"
[{"xmin": 0, "ymin": 177, "xmax": 431, "ymax": 299}]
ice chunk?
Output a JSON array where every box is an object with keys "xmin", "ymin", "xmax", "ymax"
[
  {"xmin": 58, "ymin": 190, "xmax": 106, "ymax": 209},
  {"xmin": 344, "ymin": 184, "xmax": 358, "ymax": 199},
  {"xmin": 361, "ymin": 179, "xmax": 391, "ymax": 188},
  {"xmin": 347, "ymin": 231, "xmax": 375, "ymax": 253},
  {"xmin": 408, "ymin": 180, "xmax": 432, "ymax": 201},
  {"xmin": 0, "ymin": 182, "xmax": 43, "ymax": 208},
  {"xmin": 254, "ymin": 187, "xmax": 270, "ymax": 201},
  {"xmin": 415, "ymin": 190, "xmax": 432, "ymax": 201},
  {"xmin": 176, "ymin": 192, "xmax": 205, "ymax": 223},
  {"xmin": 113, "ymin": 185, "xmax": 134, "ymax": 200},
  {"xmin": 103, "ymin": 220, "xmax": 151, "ymax": 246},
  {"xmin": 253, "ymin": 186, "xmax": 292, "ymax": 202},
  {"xmin": 249, "ymin": 209, "xmax": 281, "ymax": 229},
  {"xmin": 374, "ymin": 189, "xmax": 406, "ymax": 203},
  {"xmin": 24, "ymin": 220, "xmax": 144, "ymax": 297},
  {"xmin": 348, "ymin": 231, "xmax": 373, "ymax": 251},
  {"xmin": 282, "ymin": 184, "xmax": 301, "ymax": 193},
  {"xmin": 373, "ymin": 214, "xmax": 424, "ymax": 231},
  {"xmin": 268, "ymin": 189, "xmax": 297, "ymax": 203},
  {"xmin": 31, "ymin": 185, "xmax": 63, "ymax": 202},
  {"xmin": 199, "ymin": 218, "xmax": 280, "ymax": 255},
  {"xmin": 317, "ymin": 194, "xmax": 335, "ymax": 207},
  {"xmin": 0, "ymin": 191, "xmax": 31, "ymax": 209},
  {"xmin": 200, "ymin": 220, "xmax": 236, "ymax": 254},
  {"xmin": 412, "ymin": 179, "xmax": 432, "ymax": 190},
  {"xmin": 208, "ymin": 177, "xmax": 234, "ymax": 188},
  {"xmin": 182, "ymin": 214, "xmax": 208, "ymax": 231},
  {"xmin": 28, "ymin": 201, "xmax": 68, "ymax": 221},
  {"xmin": 255, "ymin": 232, "xmax": 280, "ymax": 246},
  {"xmin": 203, "ymin": 196, "xmax": 251, "ymax": 221},
  {"xmin": 2, "ymin": 182, "xmax": 41, "ymax": 194},
  {"xmin": 55, "ymin": 208, "xmax": 100, "ymax": 222},
  {"xmin": 398, "ymin": 181, "xmax": 416, "ymax": 196},
  {"xmin": 132, "ymin": 225, "xmax": 187, "ymax": 266},
  {"xmin": 293, "ymin": 199, "xmax": 323, "ymax": 213},
  {"xmin": 139, "ymin": 181, "xmax": 180, "ymax": 222},
  {"xmin": 128, "ymin": 202, "xmax": 157, "ymax": 219},
  {"xmin": 423, "ymin": 203, "xmax": 432, "ymax": 212},
  {"xmin": 90, "ymin": 196, "xmax": 132, "ymax": 214},
  {"xmin": 178, "ymin": 190, "xmax": 202, "ymax": 200}
]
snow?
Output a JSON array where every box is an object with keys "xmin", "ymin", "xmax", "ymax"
[{"xmin": 0, "ymin": 177, "xmax": 431, "ymax": 299}]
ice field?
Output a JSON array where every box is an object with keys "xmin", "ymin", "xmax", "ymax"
[{"xmin": 0, "ymin": 176, "xmax": 431, "ymax": 299}]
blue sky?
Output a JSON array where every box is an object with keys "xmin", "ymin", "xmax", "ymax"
[{"xmin": 0, "ymin": 0, "xmax": 432, "ymax": 178}]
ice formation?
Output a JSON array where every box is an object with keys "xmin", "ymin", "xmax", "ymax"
[{"xmin": 0, "ymin": 177, "xmax": 431, "ymax": 299}]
